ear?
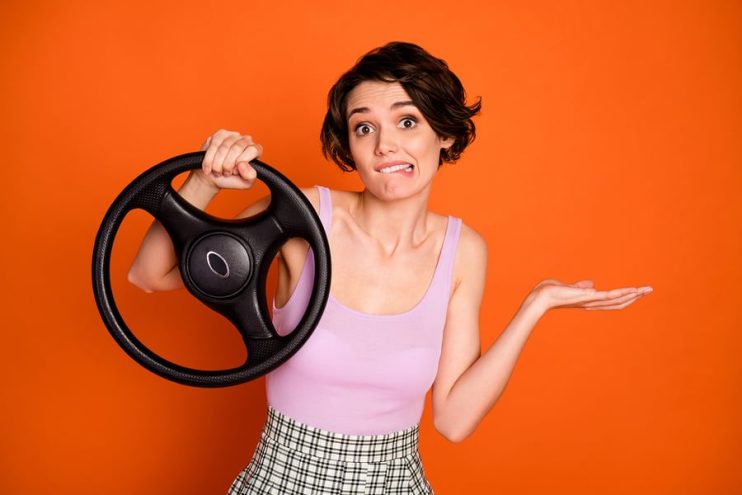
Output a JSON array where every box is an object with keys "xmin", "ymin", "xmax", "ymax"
[{"xmin": 439, "ymin": 135, "xmax": 455, "ymax": 150}]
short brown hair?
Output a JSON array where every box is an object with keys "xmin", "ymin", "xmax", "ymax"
[{"xmin": 320, "ymin": 41, "xmax": 482, "ymax": 172}]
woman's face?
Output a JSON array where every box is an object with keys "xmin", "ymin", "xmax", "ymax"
[{"xmin": 346, "ymin": 80, "xmax": 453, "ymax": 201}]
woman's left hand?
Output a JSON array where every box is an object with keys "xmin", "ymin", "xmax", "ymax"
[{"xmin": 525, "ymin": 279, "xmax": 653, "ymax": 315}]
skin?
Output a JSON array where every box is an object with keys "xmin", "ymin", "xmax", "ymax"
[{"xmin": 128, "ymin": 80, "xmax": 653, "ymax": 442}]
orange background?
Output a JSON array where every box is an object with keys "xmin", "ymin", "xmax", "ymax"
[{"xmin": 1, "ymin": 1, "xmax": 740, "ymax": 494}]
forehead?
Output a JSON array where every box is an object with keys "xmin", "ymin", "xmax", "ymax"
[{"xmin": 346, "ymin": 81, "xmax": 412, "ymax": 117}]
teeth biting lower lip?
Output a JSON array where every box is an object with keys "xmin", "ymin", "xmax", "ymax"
[{"xmin": 379, "ymin": 164, "xmax": 414, "ymax": 174}]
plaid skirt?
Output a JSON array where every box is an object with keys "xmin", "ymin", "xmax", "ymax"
[{"xmin": 227, "ymin": 407, "xmax": 434, "ymax": 494}]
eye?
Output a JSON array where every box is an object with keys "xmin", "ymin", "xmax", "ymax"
[
  {"xmin": 399, "ymin": 117, "xmax": 417, "ymax": 129},
  {"xmin": 354, "ymin": 123, "xmax": 374, "ymax": 136}
]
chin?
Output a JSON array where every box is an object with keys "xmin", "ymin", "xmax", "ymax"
[{"xmin": 370, "ymin": 181, "xmax": 429, "ymax": 202}]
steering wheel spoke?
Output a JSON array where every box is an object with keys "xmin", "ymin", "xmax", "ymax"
[
  {"xmin": 92, "ymin": 152, "xmax": 330, "ymax": 387},
  {"xmin": 155, "ymin": 186, "xmax": 215, "ymax": 249}
]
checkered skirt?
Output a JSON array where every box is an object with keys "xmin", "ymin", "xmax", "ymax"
[{"xmin": 227, "ymin": 407, "xmax": 434, "ymax": 494}]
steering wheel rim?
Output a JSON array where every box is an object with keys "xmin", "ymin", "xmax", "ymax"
[{"xmin": 92, "ymin": 151, "xmax": 331, "ymax": 387}]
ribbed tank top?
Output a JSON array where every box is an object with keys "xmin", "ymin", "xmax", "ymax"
[{"xmin": 266, "ymin": 186, "xmax": 463, "ymax": 435}]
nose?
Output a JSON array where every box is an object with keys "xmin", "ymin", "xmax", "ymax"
[{"xmin": 374, "ymin": 126, "xmax": 398, "ymax": 156}]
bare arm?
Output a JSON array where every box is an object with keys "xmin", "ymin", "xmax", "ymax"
[
  {"xmin": 431, "ymin": 227, "xmax": 653, "ymax": 442},
  {"xmin": 127, "ymin": 175, "xmax": 221, "ymax": 292},
  {"xmin": 127, "ymin": 129, "xmax": 263, "ymax": 292}
]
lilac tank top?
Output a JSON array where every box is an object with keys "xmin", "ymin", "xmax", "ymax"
[{"xmin": 266, "ymin": 186, "xmax": 463, "ymax": 435}]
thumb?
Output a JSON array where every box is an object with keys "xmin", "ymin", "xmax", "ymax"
[
  {"xmin": 572, "ymin": 280, "xmax": 595, "ymax": 288},
  {"xmin": 236, "ymin": 161, "xmax": 257, "ymax": 182}
]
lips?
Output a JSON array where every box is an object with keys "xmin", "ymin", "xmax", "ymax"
[{"xmin": 375, "ymin": 161, "xmax": 414, "ymax": 174}]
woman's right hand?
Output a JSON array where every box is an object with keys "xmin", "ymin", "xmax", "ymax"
[
  {"xmin": 191, "ymin": 129, "xmax": 263, "ymax": 191},
  {"xmin": 128, "ymin": 129, "xmax": 265, "ymax": 293}
]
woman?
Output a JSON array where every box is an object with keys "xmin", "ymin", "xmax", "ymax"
[{"xmin": 128, "ymin": 42, "xmax": 652, "ymax": 494}]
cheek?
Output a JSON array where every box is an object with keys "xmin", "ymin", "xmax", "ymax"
[
  {"xmin": 349, "ymin": 142, "xmax": 373, "ymax": 176},
  {"xmin": 416, "ymin": 138, "xmax": 442, "ymax": 163},
  {"xmin": 348, "ymin": 136, "xmax": 368, "ymax": 157}
]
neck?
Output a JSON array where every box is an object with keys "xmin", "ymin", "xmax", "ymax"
[{"xmin": 353, "ymin": 185, "xmax": 434, "ymax": 253}]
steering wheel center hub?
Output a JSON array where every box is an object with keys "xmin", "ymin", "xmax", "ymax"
[
  {"xmin": 187, "ymin": 233, "xmax": 252, "ymax": 299},
  {"xmin": 92, "ymin": 152, "xmax": 330, "ymax": 387}
]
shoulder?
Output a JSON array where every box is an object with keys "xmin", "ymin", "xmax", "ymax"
[
  {"xmin": 298, "ymin": 186, "xmax": 320, "ymax": 212},
  {"xmin": 454, "ymin": 221, "xmax": 487, "ymax": 261},
  {"xmin": 324, "ymin": 187, "xmax": 358, "ymax": 209},
  {"xmin": 298, "ymin": 186, "xmax": 358, "ymax": 213},
  {"xmin": 457, "ymin": 222, "xmax": 487, "ymax": 255},
  {"xmin": 452, "ymin": 221, "xmax": 488, "ymax": 293}
]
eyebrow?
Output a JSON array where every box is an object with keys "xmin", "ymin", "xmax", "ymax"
[{"xmin": 347, "ymin": 100, "xmax": 417, "ymax": 120}]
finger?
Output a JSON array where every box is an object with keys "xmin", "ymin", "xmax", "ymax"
[
  {"xmin": 231, "ymin": 145, "xmax": 263, "ymax": 177},
  {"xmin": 571, "ymin": 280, "xmax": 595, "ymax": 289},
  {"xmin": 561, "ymin": 287, "xmax": 637, "ymax": 306},
  {"xmin": 223, "ymin": 136, "xmax": 255, "ymax": 175},
  {"xmin": 236, "ymin": 161, "xmax": 258, "ymax": 183},
  {"xmin": 203, "ymin": 129, "xmax": 237, "ymax": 174},
  {"xmin": 200, "ymin": 136, "xmax": 212, "ymax": 152},
  {"xmin": 585, "ymin": 294, "xmax": 645, "ymax": 310},
  {"xmin": 203, "ymin": 142, "xmax": 216, "ymax": 175},
  {"xmin": 535, "ymin": 279, "xmax": 562, "ymax": 291},
  {"xmin": 234, "ymin": 147, "xmax": 259, "ymax": 182},
  {"xmin": 235, "ymin": 142, "xmax": 261, "ymax": 162},
  {"xmin": 211, "ymin": 134, "xmax": 243, "ymax": 176},
  {"xmin": 582, "ymin": 291, "xmax": 641, "ymax": 308},
  {"xmin": 602, "ymin": 287, "xmax": 640, "ymax": 299}
]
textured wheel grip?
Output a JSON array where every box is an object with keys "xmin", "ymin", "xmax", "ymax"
[{"xmin": 92, "ymin": 152, "xmax": 331, "ymax": 387}]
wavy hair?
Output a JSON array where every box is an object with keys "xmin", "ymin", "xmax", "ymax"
[{"xmin": 320, "ymin": 41, "xmax": 482, "ymax": 171}]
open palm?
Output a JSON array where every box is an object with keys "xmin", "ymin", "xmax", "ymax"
[{"xmin": 530, "ymin": 279, "xmax": 653, "ymax": 312}]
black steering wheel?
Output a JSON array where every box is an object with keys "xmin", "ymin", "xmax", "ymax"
[{"xmin": 92, "ymin": 151, "xmax": 331, "ymax": 387}]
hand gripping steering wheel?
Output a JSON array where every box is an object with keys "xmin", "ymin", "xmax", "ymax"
[{"xmin": 92, "ymin": 152, "xmax": 331, "ymax": 387}]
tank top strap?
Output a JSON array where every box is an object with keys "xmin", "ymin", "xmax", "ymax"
[
  {"xmin": 427, "ymin": 216, "xmax": 463, "ymax": 300},
  {"xmin": 271, "ymin": 186, "xmax": 330, "ymax": 329},
  {"xmin": 315, "ymin": 185, "xmax": 333, "ymax": 236}
]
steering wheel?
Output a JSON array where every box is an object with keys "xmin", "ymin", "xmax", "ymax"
[{"xmin": 92, "ymin": 151, "xmax": 331, "ymax": 387}]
